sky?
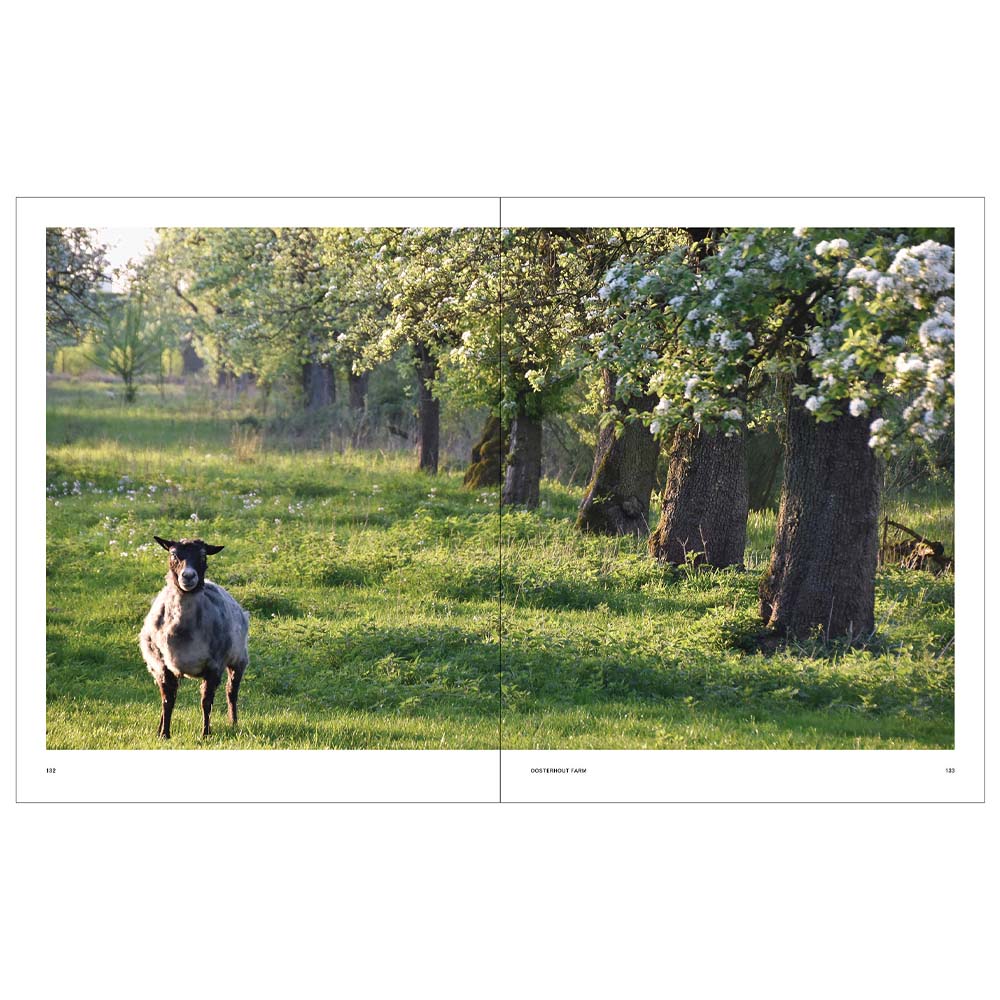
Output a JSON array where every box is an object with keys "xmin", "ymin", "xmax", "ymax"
[{"xmin": 96, "ymin": 227, "xmax": 159, "ymax": 290}]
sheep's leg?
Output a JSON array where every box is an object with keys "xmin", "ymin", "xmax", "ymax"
[
  {"xmin": 226, "ymin": 664, "xmax": 245, "ymax": 725},
  {"xmin": 158, "ymin": 672, "xmax": 179, "ymax": 740},
  {"xmin": 200, "ymin": 675, "xmax": 220, "ymax": 738}
]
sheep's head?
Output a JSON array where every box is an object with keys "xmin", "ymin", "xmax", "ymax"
[{"xmin": 154, "ymin": 536, "xmax": 224, "ymax": 593}]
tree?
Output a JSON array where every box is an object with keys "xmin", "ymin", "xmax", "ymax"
[
  {"xmin": 144, "ymin": 228, "xmax": 348, "ymax": 407},
  {"xmin": 587, "ymin": 228, "xmax": 749, "ymax": 557},
  {"xmin": 603, "ymin": 227, "xmax": 955, "ymax": 638},
  {"xmin": 571, "ymin": 227, "xmax": 689, "ymax": 536},
  {"xmin": 498, "ymin": 228, "xmax": 589, "ymax": 506},
  {"xmin": 462, "ymin": 414, "xmax": 507, "ymax": 487},
  {"xmin": 92, "ymin": 294, "xmax": 158, "ymax": 402},
  {"xmin": 46, "ymin": 228, "xmax": 110, "ymax": 349},
  {"xmin": 352, "ymin": 227, "xmax": 500, "ymax": 473}
]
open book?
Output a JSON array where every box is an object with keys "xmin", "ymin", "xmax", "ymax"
[{"xmin": 18, "ymin": 196, "xmax": 984, "ymax": 802}]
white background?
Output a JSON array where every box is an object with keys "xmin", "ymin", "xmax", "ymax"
[{"xmin": 2, "ymin": 3, "xmax": 996, "ymax": 998}]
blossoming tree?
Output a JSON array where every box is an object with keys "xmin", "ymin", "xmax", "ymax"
[
  {"xmin": 347, "ymin": 226, "xmax": 500, "ymax": 473},
  {"xmin": 496, "ymin": 228, "xmax": 593, "ymax": 506},
  {"xmin": 582, "ymin": 227, "xmax": 730, "ymax": 540},
  {"xmin": 600, "ymin": 227, "xmax": 954, "ymax": 638}
]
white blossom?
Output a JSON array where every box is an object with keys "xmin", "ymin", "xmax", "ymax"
[{"xmin": 895, "ymin": 354, "xmax": 926, "ymax": 375}]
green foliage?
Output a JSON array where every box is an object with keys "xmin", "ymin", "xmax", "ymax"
[
  {"xmin": 53, "ymin": 335, "xmax": 101, "ymax": 376},
  {"xmin": 91, "ymin": 295, "xmax": 162, "ymax": 402},
  {"xmin": 46, "ymin": 227, "xmax": 110, "ymax": 348},
  {"xmin": 161, "ymin": 347, "xmax": 184, "ymax": 378}
]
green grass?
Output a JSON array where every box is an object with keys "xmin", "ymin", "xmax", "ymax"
[
  {"xmin": 46, "ymin": 379, "xmax": 499, "ymax": 748},
  {"xmin": 500, "ymin": 480, "xmax": 954, "ymax": 749},
  {"xmin": 47, "ymin": 377, "xmax": 954, "ymax": 750}
]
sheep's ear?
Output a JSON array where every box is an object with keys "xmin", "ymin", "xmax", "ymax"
[
  {"xmin": 154, "ymin": 536, "xmax": 174, "ymax": 551},
  {"xmin": 203, "ymin": 543, "xmax": 225, "ymax": 555}
]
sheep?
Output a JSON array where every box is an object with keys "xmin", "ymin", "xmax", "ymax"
[{"xmin": 139, "ymin": 536, "xmax": 250, "ymax": 739}]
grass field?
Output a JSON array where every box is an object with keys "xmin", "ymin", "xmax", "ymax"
[
  {"xmin": 46, "ymin": 378, "xmax": 954, "ymax": 749},
  {"xmin": 501, "ymin": 493, "xmax": 954, "ymax": 748},
  {"xmin": 46, "ymin": 379, "xmax": 500, "ymax": 748}
]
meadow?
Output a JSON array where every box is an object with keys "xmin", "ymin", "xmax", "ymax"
[
  {"xmin": 46, "ymin": 379, "xmax": 500, "ymax": 748},
  {"xmin": 501, "ymin": 491, "xmax": 954, "ymax": 749},
  {"xmin": 46, "ymin": 378, "xmax": 954, "ymax": 749}
]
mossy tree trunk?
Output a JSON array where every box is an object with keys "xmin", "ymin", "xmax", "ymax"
[
  {"xmin": 414, "ymin": 343, "xmax": 440, "ymax": 474},
  {"xmin": 464, "ymin": 414, "xmax": 507, "ymax": 488},
  {"xmin": 502, "ymin": 407, "xmax": 542, "ymax": 508},
  {"xmin": 649, "ymin": 426, "xmax": 748, "ymax": 567},
  {"xmin": 759, "ymin": 394, "xmax": 881, "ymax": 640},
  {"xmin": 576, "ymin": 372, "xmax": 660, "ymax": 536}
]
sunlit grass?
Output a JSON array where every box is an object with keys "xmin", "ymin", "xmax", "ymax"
[
  {"xmin": 46, "ymin": 379, "xmax": 500, "ymax": 749},
  {"xmin": 500, "ymin": 473, "xmax": 955, "ymax": 749}
]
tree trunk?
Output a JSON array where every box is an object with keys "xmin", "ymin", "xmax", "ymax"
[
  {"xmin": 414, "ymin": 344, "xmax": 439, "ymax": 473},
  {"xmin": 759, "ymin": 396, "xmax": 881, "ymax": 641},
  {"xmin": 302, "ymin": 360, "xmax": 335, "ymax": 410},
  {"xmin": 181, "ymin": 339, "xmax": 204, "ymax": 376},
  {"xmin": 577, "ymin": 373, "xmax": 660, "ymax": 536},
  {"xmin": 348, "ymin": 369, "xmax": 369, "ymax": 412},
  {"xmin": 502, "ymin": 411, "xmax": 542, "ymax": 508},
  {"xmin": 464, "ymin": 414, "xmax": 507, "ymax": 488},
  {"xmin": 649, "ymin": 426, "xmax": 748, "ymax": 567}
]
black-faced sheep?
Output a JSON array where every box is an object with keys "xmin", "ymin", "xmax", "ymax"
[{"xmin": 139, "ymin": 536, "xmax": 250, "ymax": 739}]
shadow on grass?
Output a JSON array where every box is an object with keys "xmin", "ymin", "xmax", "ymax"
[
  {"xmin": 500, "ymin": 629, "xmax": 953, "ymax": 721},
  {"xmin": 47, "ymin": 696, "xmax": 499, "ymax": 749},
  {"xmin": 47, "ymin": 619, "xmax": 503, "ymax": 750},
  {"xmin": 500, "ymin": 700, "xmax": 954, "ymax": 749},
  {"xmin": 500, "ymin": 573, "xmax": 692, "ymax": 614},
  {"xmin": 47, "ymin": 410, "xmax": 232, "ymax": 449}
]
